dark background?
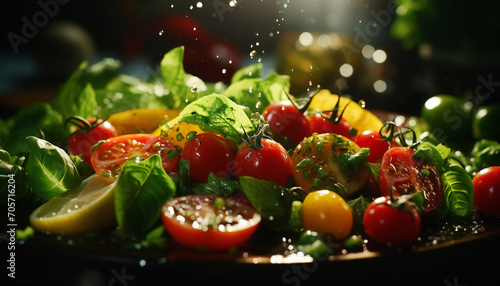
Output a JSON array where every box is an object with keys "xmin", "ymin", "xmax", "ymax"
[{"xmin": 1, "ymin": 0, "xmax": 499, "ymax": 116}]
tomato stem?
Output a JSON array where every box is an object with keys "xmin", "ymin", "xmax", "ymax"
[{"xmin": 65, "ymin": 116, "xmax": 109, "ymax": 137}]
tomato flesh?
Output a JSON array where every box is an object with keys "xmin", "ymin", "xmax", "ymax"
[
  {"xmin": 234, "ymin": 139, "xmax": 292, "ymax": 187},
  {"xmin": 472, "ymin": 166, "xmax": 500, "ymax": 217},
  {"xmin": 363, "ymin": 196, "xmax": 421, "ymax": 244},
  {"xmin": 379, "ymin": 147, "xmax": 444, "ymax": 213},
  {"xmin": 161, "ymin": 195, "xmax": 261, "ymax": 250},
  {"xmin": 90, "ymin": 134, "xmax": 179, "ymax": 180}
]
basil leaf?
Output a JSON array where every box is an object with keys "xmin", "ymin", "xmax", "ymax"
[
  {"xmin": 441, "ymin": 164, "xmax": 474, "ymax": 218},
  {"xmin": 191, "ymin": 173, "xmax": 240, "ymax": 196},
  {"xmin": 413, "ymin": 142, "xmax": 451, "ymax": 169},
  {"xmin": 0, "ymin": 150, "xmax": 29, "ymax": 206},
  {"xmin": 347, "ymin": 196, "xmax": 370, "ymax": 224},
  {"xmin": 338, "ymin": 148, "xmax": 370, "ymax": 175},
  {"xmin": 25, "ymin": 136, "xmax": 82, "ymax": 200},
  {"xmin": 177, "ymin": 94, "xmax": 255, "ymax": 144},
  {"xmin": 239, "ymin": 176, "xmax": 294, "ymax": 230},
  {"xmin": 115, "ymin": 155, "xmax": 176, "ymax": 234}
]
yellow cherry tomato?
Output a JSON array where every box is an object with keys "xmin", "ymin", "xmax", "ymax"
[{"xmin": 302, "ymin": 190, "xmax": 353, "ymax": 239}]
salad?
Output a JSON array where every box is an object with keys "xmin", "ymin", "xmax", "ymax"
[{"xmin": 1, "ymin": 46, "xmax": 500, "ymax": 262}]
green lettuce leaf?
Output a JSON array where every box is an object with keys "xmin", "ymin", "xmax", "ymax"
[
  {"xmin": 0, "ymin": 103, "xmax": 65, "ymax": 156},
  {"xmin": 223, "ymin": 71, "xmax": 290, "ymax": 113},
  {"xmin": 25, "ymin": 136, "xmax": 82, "ymax": 200},
  {"xmin": 115, "ymin": 155, "xmax": 176, "ymax": 234},
  {"xmin": 51, "ymin": 58, "xmax": 120, "ymax": 119},
  {"xmin": 177, "ymin": 93, "xmax": 256, "ymax": 144}
]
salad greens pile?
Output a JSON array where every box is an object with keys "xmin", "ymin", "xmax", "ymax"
[
  {"xmin": 1, "ymin": 45, "xmax": 498, "ymax": 249},
  {"xmin": 0, "ymin": 46, "xmax": 294, "ymax": 236}
]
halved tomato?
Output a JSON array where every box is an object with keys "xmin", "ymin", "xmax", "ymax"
[
  {"xmin": 90, "ymin": 134, "xmax": 179, "ymax": 180},
  {"xmin": 379, "ymin": 147, "xmax": 444, "ymax": 213},
  {"xmin": 161, "ymin": 195, "xmax": 261, "ymax": 251}
]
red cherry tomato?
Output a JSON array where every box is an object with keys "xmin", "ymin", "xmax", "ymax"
[
  {"xmin": 472, "ymin": 166, "xmax": 500, "ymax": 217},
  {"xmin": 67, "ymin": 118, "xmax": 118, "ymax": 164},
  {"xmin": 90, "ymin": 134, "xmax": 179, "ymax": 181},
  {"xmin": 161, "ymin": 195, "xmax": 261, "ymax": 251},
  {"xmin": 234, "ymin": 138, "xmax": 293, "ymax": 187},
  {"xmin": 379, "ymin": 147, "xmax": 444, "ymax": 213},
  {"xmin": 309, "ymin": 112, "xmax": 354, "ymax": 140},
  {"xmin": 262, "ymin": 101, "xmax": 312, "ymax": 145},
  {"xmin": 363, "ymin": 196, "xmax": 421, "ymax": 244},
  {"xmin": 354, "ymin": 130, "xmax": 392, "ymax": 163},
  {"xmin": 180, "ymin": 133, "xmax": 235, "ymax": 183}
]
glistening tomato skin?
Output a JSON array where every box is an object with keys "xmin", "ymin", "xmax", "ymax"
[
  {"xmin": 180, "ymin": 133, "xmax": 235, "ymax": 183},
  {"xmin": 68, "ymin": 119, "xmax": 118, "ymax": 164},
  {"xmin": 302, "ymin": 190, "xmax": 353, "ymax": 239},
  {"xmin": 262, "ymin": 101, "xmax": 312, "ymax": 145},
  {"xmin": 90, "ymin": 134, "xmax": 179, "ymax": 180},
  {"xmin": 234, "ymin": 139, "xmax": 293, "ymax": 187},
  {"xmin": 354, "ymin": 130, "xmax": 391, "ymax": 163},
  {"xmin": 379, "ymin": 147, "xmax": 444, "ymax": 213},
  {"xmin": 161, "ymin": 195, "xmax": 261, "ymax": 251},
  {"xmin": 309, "ymin": 112, "xmax": 354, "ymax": 140},
  {"xmin": 472, "ymin": 166, "xmax": 500, "ymax": 217},
  {"xmin": 363, "ymin": 196, "xmax": 421, "ymax": 244}
]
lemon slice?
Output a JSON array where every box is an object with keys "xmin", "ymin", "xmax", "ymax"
[
  {"xmin": 30, "ymin": 174, "xmax": 117, "ymax": 235},
  {"xmin": 308, "ymin": 89, "xmax": 383, "ymax": 133}
]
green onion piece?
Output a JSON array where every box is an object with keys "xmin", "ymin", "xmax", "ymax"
[
  {"xmin": 213, "ymin": 197, "xmax": 225, "ymax": 210},
  {"xmin": 296, "ymin": 159, "xmax": 311, "ymax": 168},
  {"xmin": 176, "ymin": 132, "xmax": 184, "ymax": 142},
  {"xmin": 302, "ymin": 169, "xmax": 311, "ymax": 179},
  {"xmin": 312, "ymin": 178, "xmax": 325, "ymax": 188},
  {"xmin": 421, "ymin": 168, "xmax": 430, "ymax": 176},
  {"xmin": 186, "ymin": 131, "xmax": 198, "ymax": 142}
]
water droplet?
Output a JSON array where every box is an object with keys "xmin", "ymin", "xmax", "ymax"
[
  {"xmin": 196, "ymin": 2, "xmax": 203, "ymax": 8},
  {"xmin": 228, "ymin": 60, "xmax": 233, "ymax": 64},
  {"xmin": 229, "ymin": 0, "xmax": 237, "ymax": 7},
  {"xmin": 222, "ymin": 69, "xmax": 227, "ymax": 74},
  {"xmin": 159, "ymin": 30, "xmax": 164, "ymax": 36},
  {"xmin": 191, "ymin": 86, "xmax": 198, "ymax": 92},
  {"xmin": 249, "ymin": 50, "xmax": 257, "ymax": 59},
  {"xmin": 258, "ymin": 58, "xmax": 262, "ymax": 63},
  {"xmin": 358, "ymin": 100, "xmax": 366, "ymax": 108},
  {"xmin": 308, "ymin": 81, "xmax": 313, "ymax": 86}
]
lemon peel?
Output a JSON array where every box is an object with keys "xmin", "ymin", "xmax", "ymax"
[{"xmin": 30, "ymin": 174, "xmax": 117, "ymax": 235}]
